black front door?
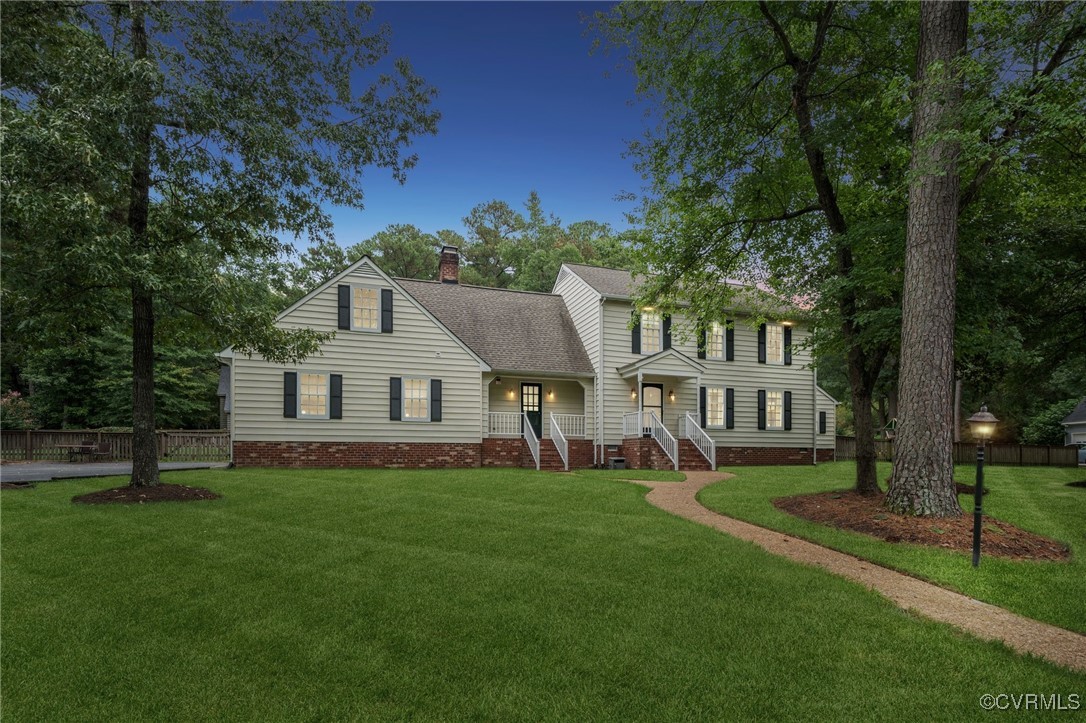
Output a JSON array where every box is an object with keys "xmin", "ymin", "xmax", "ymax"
[{"xmin": 521, "ymin": 383, "xmax": 543, "ymax": 438}]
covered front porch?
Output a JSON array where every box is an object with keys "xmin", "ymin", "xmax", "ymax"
[{"xmin": 614, "ymin": 350, "xmax": 714, "ymax": 470}]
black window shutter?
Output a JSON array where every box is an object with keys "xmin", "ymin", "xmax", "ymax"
[
  {"xmin": 699, "ymin": 386, "xmax": 707, "ymax": 428},
  {"xmin": 283, "ymin": 372, "xmax": 297, "ymax": 418},
  {"xmin": 631, "ymin": 311, "xmax": 641, "ymax": 354},
  {"xmin": 330, "ymin": 374, "xmax": 343, "ymax": 419},
  {"xmin": 389, "ymin": 377, "xmax": 402, "ymax": 421},
  {"xmin": 431, "ymin": 379, "xmax": 442, "ymax": 422},
  {"xmin": 757, "ymin": 324, "xmax": 766, "ymax": 363},
  {"xmin": 726, "ymin": 388, "xmax": 735, "ymax": 429},
  {"xmin": 726, "ymin": 321, "xmax": 735, "ymax": 361},
  {"xmin": 663, "ymin": 314, "xmax": 672, "ymax": 350},
  {"xmin": 784, "ymin": 391, "xmax": 793, "ymax": 430},
  {"xmin": 784, "ymin": 326, "xmax": 792, "ymax": 365},
  {"xmin": 757, "ymin": 390, "xmax": 766, "ymax": 430},
  {"xmin": 819, "ymin": 411, "xmax": 827, "ymax": 435},
  {"xmin": 338, "ymin": 285, "xmax": 351, "ymax": 330},
  {"xmin": 697, "ymin": 325, "xmax": 706, "ymax": 360},
  {"xmin": 381, "ymin": 289, "xmax": 394, "ymax": 333}
]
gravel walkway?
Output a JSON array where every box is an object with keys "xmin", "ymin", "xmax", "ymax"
[{"xmin": 632, "ymin": 470, "xmax": 1086, "ymax": 673}]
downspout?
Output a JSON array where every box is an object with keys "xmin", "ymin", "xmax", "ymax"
[
  {"xmin": 227, "ymin": 357, "xmax": 235, "ymax": 467},
  {"xmin": 597, "ymin": 296, "xmax": 605, "ymax": 467},
  {"xmin": 812, "ymin": 365, "xmax": 818, "ymax": 466}
]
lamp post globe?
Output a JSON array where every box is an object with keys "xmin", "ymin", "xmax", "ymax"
[{"xmin": 966, "ymin": 405, "xmax": 998, "ymax": 568}]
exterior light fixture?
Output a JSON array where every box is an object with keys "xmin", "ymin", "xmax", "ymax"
[
  {"xmin": 631, "ymin": 388, "xmax": 638, "ymax": 400},
  {"xmin": 547, "ymin": 389, "xmax": 554, "ymax": 400},
  {"xmin": 967, "ymin": 405, "xmax": 999, "ymax": 568},
  {"xmin": 668, "ymin": 389, "xmax": 675, "ymax": 402},
  {"xmin": 780, "ymin": 320, "xmax": 794, "ymax": 326}
]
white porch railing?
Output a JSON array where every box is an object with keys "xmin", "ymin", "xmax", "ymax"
[
  {"xmin": 523, "ymin": 412, "xmax": 540, "ymax": 471},
  {"xmin": 551, "ymin": 413, "xmax": 586, "ymax": 439},
  {"xmin": 681, "ymin": 412, "xmax": 716, "ymax": 469},
  {"xmin": 487, "ymin": 412, "xmax": 521, "ymax": 437},
  {"xmin": 648, "ymin": 411, "xmax": 679, "ymax": 470},
  {"xmin": 550, "ymin": 413, "xmax": 569, "ymax": 471},
  {"xmin": 623, "ymin": 411, "xmax": 645, "ymax": 438}
]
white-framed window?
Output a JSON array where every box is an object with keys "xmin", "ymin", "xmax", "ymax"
[
  {"xmin": 707, "ymin": 387, "xmax": 726, "ymax": 427},
  {"xmin": 352, "ymin": 285, "xmax": 380, "ymax": 331},
  {"xmin": 766, "ymin": 323, "xmax": 784, "ymax": 365},
  {"xmin": 403, "ymin": 377, "xmax": 430, "ymax": 421},
  {"xmin": 707, "ymin": 321, "xmax": 725, "ymax": 359},
  {"xmin": 766, "ymin": 390, "xmax": 784, "ymax": 430},
  {"xmin": 299, "ymin": 372, "xmax": 330, "ymax": 419},
  {"xmin": 641, "ymin": 310, "xmax": 662, "ymax": 354}
]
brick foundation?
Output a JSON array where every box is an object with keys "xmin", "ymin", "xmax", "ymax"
[
  {"xmin": 716, "ymin": 446, "xmax": 834, "ymax": 466},
  {"xmin": 621, "ymin": 437, "xmax": 676, "ymax": 471},
  {"xmin": 234, "ymin": 439, "xmax": 601, "ymax": 470},
  {"xmin": 233, "ymin": 441, "xmax": 480, "ymax": 469},
  {"xmin": 481, "ymin": 438, "xmax": 524, "ymax": 467}
]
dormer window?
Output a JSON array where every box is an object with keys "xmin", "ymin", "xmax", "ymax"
[{"xmin": 640, "ymin": 310, "xmax": 662, "ymax": 354}]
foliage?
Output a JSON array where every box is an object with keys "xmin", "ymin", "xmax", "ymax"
[
  {"xmin": 0, "ymin": 391, "xmax": 38, "ymax": 431},
  {"xmin": 1020, "ymin": 399, "xmax": 1081, "ymax": 446},
  {"xmin": 3, "ymin": 468, "xmax": 1080, "ymax": 719}
]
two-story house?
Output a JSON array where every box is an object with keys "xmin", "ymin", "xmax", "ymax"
[{"xmin": 218, "ymin": 246, "xmax": 837, "ymax": 470}]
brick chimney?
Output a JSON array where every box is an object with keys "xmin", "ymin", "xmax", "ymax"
[{"xmin": 439, "ymin": 245, "xmax": 460, "ymax": 284}]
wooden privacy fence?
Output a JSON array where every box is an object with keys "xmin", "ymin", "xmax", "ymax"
[
  {"xmin": 835, "ymin": 436, "xmax": 1078, "ymax": 467},
  {"xmin": 1, "ymin": 430, "xmax": 230, "ymax": 463}
]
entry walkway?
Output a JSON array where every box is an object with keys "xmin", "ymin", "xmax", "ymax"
[
  {"xmin": 1, "ymin": 461, "xmax": 228, "ymax": 483},
  {"xmin": 632, "ymin": 471, "xmax": 1086, "ymax": 673}
]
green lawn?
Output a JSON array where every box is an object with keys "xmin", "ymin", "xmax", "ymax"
[
  {"xmin": 700, "ymin": 462, "xmax": 1086, "ymax": 634},
  {"xmin": 3, "ymin": 468, "xmax": 1082, "ymax": 721}
]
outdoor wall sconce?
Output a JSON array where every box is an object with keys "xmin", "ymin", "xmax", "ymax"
[
  {"xmin": 967, "ymin": 405, "xmax": 999, "ymax": 568},
  {"xmin": 668, "ymin": 390, "xmax": 676, "ymax": 402},
  {"xmin": 507, "ymin": 388, "xmax": 515, "ymax": 399},
  {"xmin": 630, "ymin": 388, "xmax": 637, "ymax": 400},
  {"xmin": 547, "ymin": 389, "xmax": 554, "ymax": 400}
]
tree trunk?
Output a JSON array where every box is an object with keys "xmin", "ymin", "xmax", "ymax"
[
  {"xmin": 886, "ymin": 0, "xmax": 968, "ymax": 516},
  {"xmin": 128, "ymin": 0, "xmax": 159, "ymax": 488}
]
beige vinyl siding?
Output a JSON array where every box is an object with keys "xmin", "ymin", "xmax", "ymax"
[
  {"xmin": 817, "ymin": 388, "xmax": 838, "ymax": 448},
  {"xmin": 233, "ymin": 259, "xmax": 483, "ymax": 443},
  {"xmin": 483, "ymin": 374, "xmax": 593, "ymax": 439},
  {"xmin": 552, "ymin": 267, "xmax": 601, "ymax": 370},
  {"xmin": 599, "ymin": 300, "xmax": 823, "ymax": 449}
]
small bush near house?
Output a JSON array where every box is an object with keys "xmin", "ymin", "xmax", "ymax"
[{"xmin": 0, "ymin": 391, "xmax": 37, "ymax": 430}]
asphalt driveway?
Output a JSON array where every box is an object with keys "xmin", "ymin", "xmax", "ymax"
[{"xmin": 1, "ymin": 461, "xmax": 229, "ymax": 483}]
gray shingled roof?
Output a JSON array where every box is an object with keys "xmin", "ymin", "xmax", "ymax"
[
  {"xmin": 396, "ymin": 280, "xmax": 595, "ymax": 375},
  {"xmin": 563, "ymin": 263, "xmax": 646, "ymax": 298},
  {"xmin": 1063, "ymin": 398, "xmax": 1086, "ymax": 425}
]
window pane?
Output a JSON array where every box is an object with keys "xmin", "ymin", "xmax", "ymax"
[
  {"xmin": 766, "ymin": 391, "xmax": 783, "ymax": 429},
  {"xmin": 404, "ymin": 378, "xmax": 429, "ymax": 420},
  {"xmin": 708, "ymin": 322, "xmax": 724, "ymax": 358},
  {"xmin": 642, "ymin": 311, "xmax": 662, "ymax": 354},
  {"xmin": 707, "ymin": 387, "xmax": 725, "ymax": 426},
  {"xmin": 300, "ymin": 373, "xmax": 327, "ymax": 417},
  {"xmin": 766, "ymin": 324, "xmax": 784, "ymax": 364},
  {"xmin": 353, "ymin": 287, "xmax": 379, "ymax": 330}
]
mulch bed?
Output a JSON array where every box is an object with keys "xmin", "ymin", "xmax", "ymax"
[
  {"xmin": 73, "ymin": 483, "xmax": 220, "ymax": 505},
  {"xmin": 1, "ymin": 481, "xmax": 35, "ymax": 490},
  {"xmin": 773, "ymin": 490, "xmax": 1070, "ymax": 562}
]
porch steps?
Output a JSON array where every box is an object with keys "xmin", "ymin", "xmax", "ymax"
[
  {"xmin": 678, "ymin": 440, "xmax": 714, "ymax": 471},
  {"xmin": 521, "ymin": 439, "xmax": 566, "ymax": 471}
]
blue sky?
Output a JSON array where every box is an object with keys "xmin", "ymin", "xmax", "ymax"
[{"xmin": 329, "ymin": 1, "xmax": 645, "ymax": 246}]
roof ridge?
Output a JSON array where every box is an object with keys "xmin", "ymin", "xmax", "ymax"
[{"xmin": 395, "ymin": 278, "xmax": 561, "ymax": 298}]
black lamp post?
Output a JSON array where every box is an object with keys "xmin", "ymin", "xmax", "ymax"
[{"xmin": 967, "ymin": 405, "xmax": 998, "ymax": 568}]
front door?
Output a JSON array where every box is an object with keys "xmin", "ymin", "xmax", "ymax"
[
  {"xmin": 642, "ymin": 383, "xmax": 663, "ymax": 435},
  {"xmin": 521, "ymin": 383, "xmax": 543, "ymax": 439}
]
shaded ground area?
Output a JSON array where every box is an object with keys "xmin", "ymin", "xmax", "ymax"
[
  {"xmin": 773, "ymin": 490, "xmax": 1070, "ymax": 562},
  {"xmin": 1068, "ymin": 480, "xmax": 1086, "ymax": 489},
  {"xmin": 72, "ymin": 483, "xmax": 221, "ymax": 505},
  {"xmin": 0, "ymin": 461, "xmax": 228, "ymax": 483}
]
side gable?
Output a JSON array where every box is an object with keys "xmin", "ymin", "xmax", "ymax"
[{"xmin": 276, "ymin": 257, "xmax": 490, "ymax": 371}]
